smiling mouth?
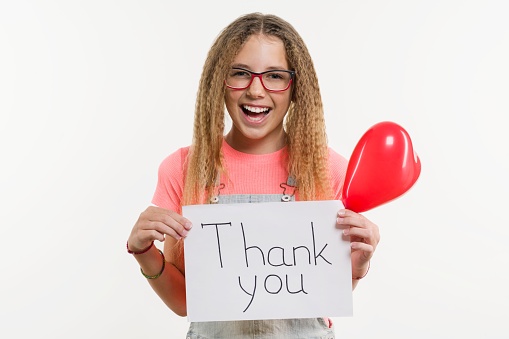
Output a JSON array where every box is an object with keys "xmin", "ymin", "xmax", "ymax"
[{"xmin": 242, "ymin": 105, "xmax": 270, "ymax": 122}]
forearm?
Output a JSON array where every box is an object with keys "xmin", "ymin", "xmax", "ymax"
[{"xmin": 132, "ymin": 246, "xmax": 187, "ymax": 316}]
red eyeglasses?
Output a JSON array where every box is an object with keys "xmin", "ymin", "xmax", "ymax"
[{"xmin": 225, "ymin": 67, "xmax": 295, "ymax": 92}]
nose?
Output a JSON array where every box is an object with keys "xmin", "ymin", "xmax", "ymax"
[{"xmin": 246, "ymin": 75, "xmax": 266, "ymax": 97}]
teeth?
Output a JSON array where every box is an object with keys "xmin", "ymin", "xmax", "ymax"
[{"xmin": 243, "ymin": 105, "xmax": 269, "ymax": 114}]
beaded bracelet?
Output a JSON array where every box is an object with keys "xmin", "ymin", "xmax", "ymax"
[
  {"xmin": 126, "ymin": 240, "xmax": 153, "ymax": 255},
  {"xmin": 353, "ymin": 261, "xmax": 370, "ymax": 280},
  {"xmin": 140, "ymin": 249, "xmax": 166, "ymax": 280}
]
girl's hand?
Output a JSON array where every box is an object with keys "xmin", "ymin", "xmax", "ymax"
[
  {"xmin": 337, "ymin": 209, "xmax": 380, "ymax": 279},
  {"xmin": 127, "ymin": 206, "xmax": 192, "ymax": 253}
]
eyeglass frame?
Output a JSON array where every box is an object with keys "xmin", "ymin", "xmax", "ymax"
[{"xmin": 224, "ymin": 67, "xmax": 296, "ymax": 92}]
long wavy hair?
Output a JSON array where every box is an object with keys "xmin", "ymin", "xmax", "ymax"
[{"xmin": 183, "ymin": 12, "xmax": 332, "ymax": 205}]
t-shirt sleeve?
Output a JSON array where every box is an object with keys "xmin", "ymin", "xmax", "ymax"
[
  {"xmin": 151, "ymin": 147, "xmax": 189, "ymax": 213},
  {"xmin": 328, "ymin": 148, "xmax": 348, "ymax": 200}
]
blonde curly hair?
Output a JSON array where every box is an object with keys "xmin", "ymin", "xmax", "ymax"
[{"xmin": 183, "ymin": 12, "xmax": 332, "ymax": 205}]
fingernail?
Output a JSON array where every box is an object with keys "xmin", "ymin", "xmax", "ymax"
[
  {"xmin": 343, "ymin": 229, "xmax": 349, "ymax": 235},
  {"xmin": 338, "ymin": 209, "xmax": 346, "ymax": 216},
  {"xmin": 337, "ymin": 217, "xmax": 343, "ymax": 224},
  {"xmin": 185, "ymin": 222, "xmax": 193, "ymax": 230}
]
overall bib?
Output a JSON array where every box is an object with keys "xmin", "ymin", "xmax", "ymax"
[{"xmin": 185, "ymin": 177, "xmax": 336, "ymax": 339}]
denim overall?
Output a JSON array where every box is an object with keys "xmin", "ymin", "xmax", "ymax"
[{"xmin": 185, "ymin": 177, "xmax": 335, "ymax": 339}]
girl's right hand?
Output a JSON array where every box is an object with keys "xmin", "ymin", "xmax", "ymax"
[{"xmin": 127, "ymin": 206, "xmax": 192, "ymax": 253}]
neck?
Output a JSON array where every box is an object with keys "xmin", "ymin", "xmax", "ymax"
[{"xmin": 225, "ymin": 130, "xmax": 287, "ymax": 154}]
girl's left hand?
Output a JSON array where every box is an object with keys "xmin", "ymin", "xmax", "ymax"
[{"xmin": 337, "ymin": 209, "xmax": 380, "ymax": 279}]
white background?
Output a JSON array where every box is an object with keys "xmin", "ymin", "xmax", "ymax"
[{"xmin": 1, "ymin": 1, "xmax": 508, "ymax": 338}]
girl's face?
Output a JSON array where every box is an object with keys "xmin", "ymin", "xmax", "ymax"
[{"xmin": 224, "ymin": 34, "xmax": 292, "ymax": 154}]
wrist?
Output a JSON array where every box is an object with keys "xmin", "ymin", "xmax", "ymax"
[{"xmin": 126, "ymin": 240, "xmax": 154, "ymax": 255}]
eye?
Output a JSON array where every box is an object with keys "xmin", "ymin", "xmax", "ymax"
[
  {"xmin": 230, "ymin": 69, "xmax": 251, "ymax": 78},
  {"xmin": 265, "ymin": 71, "xmax": 289, "ymax": 81}
]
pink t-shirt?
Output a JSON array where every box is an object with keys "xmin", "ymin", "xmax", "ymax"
[{"xmin": 152, "ymin": 139, "xmax": 348, "ymax": 212}]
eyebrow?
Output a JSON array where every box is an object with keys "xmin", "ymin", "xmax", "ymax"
[{"xmin": 231, "ymin": 63, "xmax": 289, "ymax": 71}]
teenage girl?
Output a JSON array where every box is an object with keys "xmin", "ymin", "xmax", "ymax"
[{"xmin": 127, "ymin": 12, "xmax": 380, "ymax": 338}]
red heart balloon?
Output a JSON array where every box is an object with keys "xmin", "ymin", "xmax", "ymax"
[{"xmin": 341, "ymin": 121, "xmax": 421, "ymax": 213}]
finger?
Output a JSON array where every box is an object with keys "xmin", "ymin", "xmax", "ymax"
[
  {"xmin": 337, "ymin": 208, "xmax": 363, "ymax": 219},
  {"xmin": 343, "ymin": 227, "xmax": 374, "ymax": 244},
  {"xmin": 145, "ymin": 228, "xmax": 166, "ymax": 242},
  {"xmin": 128, "ymin": 229, "xmax": 165, "ymax": 251},
  {"xmin": 146, "ymin": 219, "xmax": 187, "ymax": 240},
  {"xmin": 351, "ymin": 241, "xmax": 374, "ymax": 256},
  {"xmin": 337, "ymin": 216, "xmax": 368, "ymax": 229},
  {"xmin": 338, "ymin": 210, "xmax": 380, "ymax": 243},
  {"xmin": 161, "ymin": 208, "xmax": 193, "ymax": 230},
  {"xmin": 146, "ymin": 208, "xmax": 193, "ymax": 231},
  {"xmin": 142, "ymin": 209, "xmax": 192, "ymax": 238},
  {"xmin": 337, "ymin": 210, "xmax": 369, "ymax": 229}
]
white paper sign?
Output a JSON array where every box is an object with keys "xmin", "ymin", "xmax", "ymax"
[{"xmin": 182, "ymin": 200, "xmax": 352, "ymax": 322}]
